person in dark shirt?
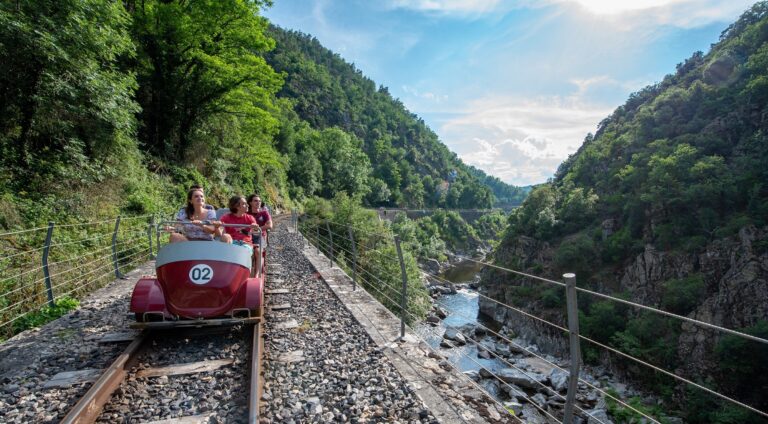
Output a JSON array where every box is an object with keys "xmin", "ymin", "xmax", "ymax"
[{"xmin": 246, "ymin": 193, "xmax": 272, "ymax": 277}]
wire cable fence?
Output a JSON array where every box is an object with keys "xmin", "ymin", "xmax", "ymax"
[
  {"xmin": 0, "ymin": 214, "xmax": 163, "ymax": 339},
  {"xmin": 424, "ymin": 270, "xmax": 660, "ymax": 423},
  {"xmin": 300, "ymin": 218, "xmax": 433, "ymax": 326},
  {"xmin": 297, "ymin": 215, "xmax": 768, "ymax": 424}
]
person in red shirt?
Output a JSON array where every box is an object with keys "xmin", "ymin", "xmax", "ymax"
[
  {"xmin": 220, "ymin": 196, "xmax": 258, "ymax": 242},
  {"xmin": 220, "ymin": 196, "xmax": 262, "ymax": 276}
]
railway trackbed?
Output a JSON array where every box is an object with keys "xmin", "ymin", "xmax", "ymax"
[{"xmin": 60, "ymin": 323, "xmax": 263, "ymax": 423}]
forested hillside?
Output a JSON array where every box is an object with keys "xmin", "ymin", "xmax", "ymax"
[
  {"xmin": 265, "ymin": 27, "xmax": 511, "ymax": 208},
  {"xmin": 480, "ymin": 3, "xmax": 768, "ymax": 422},
  {"xmin": 0, "ymin": 0, "xmax": 519, "ymax": 231}
]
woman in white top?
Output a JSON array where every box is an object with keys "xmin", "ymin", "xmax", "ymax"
[{"xmin": 169, "ymin": 189, "xmax": 233, "ymax": 243}]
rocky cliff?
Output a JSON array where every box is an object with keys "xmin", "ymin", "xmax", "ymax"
[{"xmin": 478, "ymin": 226, "xmax": 768, "ymax": 380}]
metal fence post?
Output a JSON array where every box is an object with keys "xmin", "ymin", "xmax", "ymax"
[
  {"xmin": 148, "ymin": 215, "xmax": 155, "ymax": 260},
  {"xmin": 325, "ymin": 221, "xmax": 334, "ymax": 267},
  {"xmin": 156, "ymin": 215, "xmax": 162, "ymax": 253},
  {"xmin": 41, "ymin": 222, "xmax": 55, "ymax": 307},
  {"xmin": 301, "ymin": 216, "xmax": 307, "ymax": 249},
  {"xmin": 112, "ymin": 216, "xmax": 124, "ymax": 279},
  {"xmin": 316, "ymin": 223, "xmax": 320, "ymax": 254},
  {"xmin": 348, "ymin": 226, "xmax": 357, "ymax": 291},
  {"xmin": 394, "ymin": 235, "xmax": 408, "ymax": 339},
  {"xmin": 563, "ymin": 272, "xmax": 582, "ymax": 424}
]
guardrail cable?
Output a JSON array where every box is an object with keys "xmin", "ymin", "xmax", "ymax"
[
  {"xmin": 456, "ymin": 257, "xmax": 768, "ymax": 346},
  {"xmin": 579, "ymin": 331, "xmax": 768, "ymax": 418},
  {"xmin": 575, "ymin": 286, "xmax": 768, "ymax": 345},
  {"xmin": 0, "ymin": 263, "xmax": 47, "ymax": 285},
  {"xmin": 303, "ymin": 217, "xmax": 768, "ymax": 421},
  {"xmin": 0, "ymin": 226, "xmax": 51, "ymax": 237},
  {"xmin": 0, "ymin": 244, "xmax": 51, "ymax": 261},
  {"xmin": 314, "ymin": 234, "xmax": 408, "ymax": 298},
  {"xmin": 461, "ymin": 257, "xmax": 566, "ymax": 287},
  {"xmin": 402, "ymin": 308, "xmax": 559, "ymax": 423},
  {"xmin": 428, "ymin": 293, "xmax": 660, "ymax": 424}
]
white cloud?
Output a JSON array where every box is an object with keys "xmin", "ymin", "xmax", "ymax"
[
  {"xmin": 386, "ymin": 0, "xmax": 506, "ymax": 14},
  {"xmin": 570, "ymin": 75, "xmax": 618, "ymax": 95},
  {"xmin": 440, "ymin": 94, "xmax": 613, "ymax": 185},
  {"xmin": 552, "ymin": 0, "xmax": 755, "ymax": 29},
  {"xmin": 402, "ymin": 85, "xmax": 449, "ymax": 103},
  {"xmin": 387, "ymin": 0, "xmax": 754, "ymax": 28}
]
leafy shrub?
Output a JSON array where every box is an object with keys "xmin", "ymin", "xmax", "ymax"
[
  {"xmin": 714, "ymin": 214, "xmax": 753, "ymax": 238},
  {"xmin": 612, "ymin": 313, "xmax": 681, "ymax": 373},
  {"xmin": 12, "ymin": 297, "xmax": 79, "ymax": 333},
  {"xmin": 541, "ymin": 287, "xmax": 564, "ymax": 308},
  {"xmin": 715, "ymin": 320, "xmax": 768, "ymax": 409},
  {"xmin": 602, "ymin": 227, "xmax": 641, "ymax": 263},
  {"xmin": 554, "ymin": 233, "xmax": 597, "ymax": 278},
  {"xmin": 661, "ymin": 274, "xmax": 706, "ymax": 315},
  {"xmin": 605, "ymin": 388, "xmax": 673, "ymax": 423},
  {"xmin": 474, "ymin": 210, "xmax": 508, "ymax": 242}
]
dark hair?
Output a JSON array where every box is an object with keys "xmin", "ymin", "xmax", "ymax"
[
  {"xmin": 228, "ymin": 195, "xmax": 245, "ymax": 213},
  {"xmin": 247, "ymin": 193, "xmax": 261, "ymax": 206},
  {"xmin": 190, "ymin": 183, "xmax": 204, "ymax": 191},
  {"xmin": 185, "ymin": 189, "xmax": 204, "ymax": 219}
]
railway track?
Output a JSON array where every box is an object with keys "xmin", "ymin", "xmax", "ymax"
[
  {"xmin": 59, "ymin": 215, "xmax": 292, "ymax": 423},
  {"xmin": 60, "ymin": 322, "xmax": 264, "ymax": 423}
]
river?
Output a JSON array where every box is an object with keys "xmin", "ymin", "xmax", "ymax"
[{"xmin": 416, "ymin": 258, "xmax": 506, "ymax": 372}]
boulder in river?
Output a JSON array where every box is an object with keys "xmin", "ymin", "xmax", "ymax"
[
  {"xmin": 498, "ymin": 368, "xmax": 548, "ymax": 390},
  {"xmin": 424, "ymin": 259, "xmax": 441, "ymax": 274},
  {"xmin": 442, "ymin": 327, "xmax": 467, "ymax": 346},
  {"xmin": 433, "ymin": 306, "xmax": 448, "ymax": 319},
  {"xmin": 586, "ymin": 408, "xmax": 614, "ymax": 424},
  {"xmin": 477, "ymin": 340, "xmax": 495, "ymax": 354},
  {"xmin": 502, "ymin": 384, "xmax": 528, "ymax": 402},
  {"xmin": 503, "ymin": 401, "xmax": 523, "ymax": 416},
  {"xmin": 549, "ymin": 368, "xmax": 569, "ymax": 392},
  {"xmin": 479, "ymin": 378, "xmax": 501, "ymax": 399}
]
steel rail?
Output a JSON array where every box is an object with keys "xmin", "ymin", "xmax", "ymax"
[
  {"xmin": 248, "ymin": 321, "xmax": 263, "ymax": 423},
  {"xmin": 60, "ymin": 332, "xmax": 148, "ymax": 424}
]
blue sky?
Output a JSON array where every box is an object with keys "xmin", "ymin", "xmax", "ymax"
[{"xmin": 264, "ymin": 0, "xmax": 757, "ymax": 186}]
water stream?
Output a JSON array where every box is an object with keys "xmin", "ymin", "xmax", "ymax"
[{"xmin": 416, "ymin": 258, "xmax": 506, "ymax": 372}]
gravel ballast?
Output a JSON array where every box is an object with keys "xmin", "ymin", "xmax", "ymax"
[
  {"xmin": 260, "ymin": 226, "xmax": 438, "ymax": 423},
  {"xmin": 0, "ymin": 223, "xmax": 449, "ymax": 423}
]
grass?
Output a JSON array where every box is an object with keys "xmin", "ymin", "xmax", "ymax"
[{"xmin": 11, "ymin": 296, "xmax": 79, "ymax": 334}]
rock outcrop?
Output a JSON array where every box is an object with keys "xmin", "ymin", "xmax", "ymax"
[{"xmin": 479, "ymin": 225, "xmax": 768, "ymax": 381}]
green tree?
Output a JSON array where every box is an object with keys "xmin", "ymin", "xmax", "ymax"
[
  {"xmin": 313, "ymin": 128, "xmax": 372, "ymax": 199},
  {"xmin": 128, "ymin": 0, "xmax": 281, "ymax": 159},
  {"xmin": 0, "ymin": 0, "xmax": 139, "ymax": 196}
]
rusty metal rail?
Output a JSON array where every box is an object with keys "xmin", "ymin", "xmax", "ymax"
[
  {"xmin": 248, "ymin": 321, "xmax": 263, "ymax": 423},
  {"xmin": 60, "ymin": 332, "xmax": 149, "ymax": 424}
]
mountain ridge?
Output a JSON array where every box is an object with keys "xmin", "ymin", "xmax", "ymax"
[{"xmin": 479, "ymin": 2, "xmax": 768, "ymax": 422}]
